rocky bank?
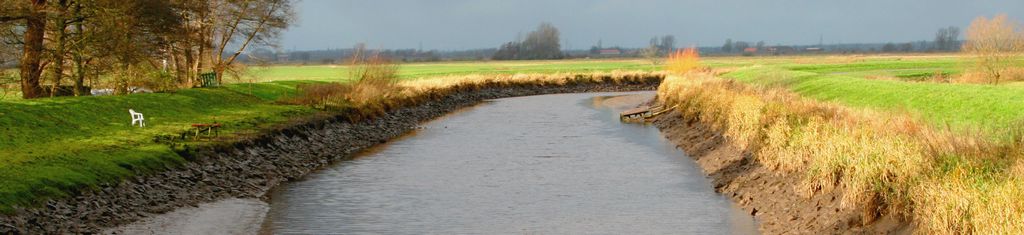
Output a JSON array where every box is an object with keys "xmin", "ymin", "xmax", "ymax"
[{"xmin": 0, "ymin": 82, "xmax": 659, "ymax": 234}]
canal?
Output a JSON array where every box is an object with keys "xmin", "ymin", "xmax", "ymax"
[{"xmin": 261, "ymin": 92, "xmax": 757, "ymax": 234}]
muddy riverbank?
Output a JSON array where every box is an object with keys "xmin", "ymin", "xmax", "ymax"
[
  {"xmin": 652, "ymin": 110, "xmax": 913, "ymax": 234},
  {"xmin": 0, "ymin": 81, "xmax": 659, "ymax": 234}
]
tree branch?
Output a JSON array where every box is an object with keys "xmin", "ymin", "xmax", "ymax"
[
  {"xmin": 213, "ymin": 1, "xmax": 250, "ymax": 67},
  {"xmin": 224, "ymin": 2, "xmax": 279, "ymax": 67},
  {"xmin": 0, "ymin": 16, "xmax": 26, "ymax": 22}
]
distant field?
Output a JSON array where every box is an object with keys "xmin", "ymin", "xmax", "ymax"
[
  {"xmin": 239, "ymin": 59, "xmax": 662, "ymax": 82},
  {"xmin": 719, "ymin": 54, "xmax": 1024, "ymax": 136}
]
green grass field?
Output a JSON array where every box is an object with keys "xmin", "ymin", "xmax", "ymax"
[
  {"xmin": 720, "ymin": 55, "xmax": 1024, "ymax": 136},
  {"xmin": 2, "ymin": 55, "xmax": 1024, "ymax": 212}
]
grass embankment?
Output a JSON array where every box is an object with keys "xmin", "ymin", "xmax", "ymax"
[
  {"xmin": 659, "ymin": 72, "xmax": 1024, "ymax": 233},
  {"xmin": 0, "ymin": 82, "xmax": 313, "ymax": 213},
  {"xmin": 0, "ymin": 67, "xmax": 660, "ymax": 214}
]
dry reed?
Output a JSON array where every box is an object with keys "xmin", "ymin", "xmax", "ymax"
[{"xmin": 656, "ymin": 73, "xmax": 1024, "ymax": 234}]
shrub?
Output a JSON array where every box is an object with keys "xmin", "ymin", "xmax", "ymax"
[
  {"xmin": 961, "ymin": 14, "xmax": 1024, "ymax": 84},
  {"xmin": 290, "ymin": 51, "xmax": 403, "ymax": 118},
  {"xmin": 346, "ymin": 52, "xmax": 401, "ymax": 106},
  {"xmin": 666, "ymin": 47, "xmax": 702, "ymax": 75}
]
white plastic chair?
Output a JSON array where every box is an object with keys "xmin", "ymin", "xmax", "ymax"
[{"xmin": 129, "ymin": 109, "xmax": 145, "ymax": 127}]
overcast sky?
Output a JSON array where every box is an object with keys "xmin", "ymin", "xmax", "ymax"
[{"xmin": 279, "ymin": 0, "xmax": 1024, "ymax": 51}]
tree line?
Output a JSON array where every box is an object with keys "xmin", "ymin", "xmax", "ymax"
[
  {"xmin": 0, "ymin": 0, "xmax": 295, "ymax": 99},
  {"xmin": 718, "ymin": 26, "xmax": 963, "ymax": 54}
]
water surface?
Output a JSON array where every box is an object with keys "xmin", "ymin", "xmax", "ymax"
[{"xmin": 262, "ymin": 92, "xmax": 757, "ymax": 234}]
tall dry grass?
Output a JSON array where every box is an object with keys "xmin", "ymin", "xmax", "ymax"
[
  {"xmin": 666, "ymin": 47, "xmax": 702, "ymax": 75},
  {"xmin": 656, "ymin": 73, "xmax": 1024, "ymax": 234},
  {"xmin": 290, "ymin": 68, "xmax": 663, "ymax": 121},
  {"xmin": 957, "ymin": 67, "xmax": 1024, "ymax": 84},
  {"xmin": 290, "ymin": 52, "xmax": 406, "ymax": 118}
]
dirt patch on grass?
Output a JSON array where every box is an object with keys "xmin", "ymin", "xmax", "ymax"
[
  {"xmin": 0, "ymin": 81, "xmax": 659, "ymax": 234},
  {"xmin": 652, "ymin": 110, "xmax": 912, "ymax": 234}
]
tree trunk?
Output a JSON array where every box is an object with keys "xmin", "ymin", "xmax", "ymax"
[
  {"xmin": 72, "ymin": 4, "xmax": 85, "ymax": 96},
  {"xmin": 214, "ymin": 67, "xmax": 224, "ymax": 85},
  {"xmin": 50, "ymin": 1, "xmax": 69, "ymax": 97},
  {"xmin": 185, "ymin": 46, "xmax": 196, "ymax": 87},
  {"xmin": 19, "ymin": 0, "xmax": 47, "ymax": 99}
]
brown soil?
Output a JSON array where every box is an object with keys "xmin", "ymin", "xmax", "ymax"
[{"xmin": 652, "ymin": 110, "xmax": 913, "ymax": 234}]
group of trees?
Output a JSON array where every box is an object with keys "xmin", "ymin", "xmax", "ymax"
[
  {"xmin": 642, "ymin": 35, "xmax": 676, "ymax": 64},
  {"xmin": 646, "ymin": 35, "xmax": 675, "ymax": 54},
  {"xmin": 0, "ymin": 0, "xmax": 295, "ymax": 99},
  {"xmin": 934, "ymin": 26, "xmax": 961, "ymax": 51},
  {"xmin": 492, "ymin": 23, "xmax": 563, "ymax": 60}
]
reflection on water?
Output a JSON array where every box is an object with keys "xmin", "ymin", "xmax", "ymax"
[{"xmin": 262, "ymin": 92, "xmax": 757, "ymax": 234}]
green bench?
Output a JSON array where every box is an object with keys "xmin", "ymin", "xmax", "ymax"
[{"xmin": 199, "ymin": 72, "xmax": 219, "ymax": 87}]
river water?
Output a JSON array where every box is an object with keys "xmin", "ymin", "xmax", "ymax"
[{"xmin": 260, "ymin": 92, "xmax": 757, "ymax": 234}]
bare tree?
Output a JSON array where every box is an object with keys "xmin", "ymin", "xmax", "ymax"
[
  {"xmin": 660, "ymin": 35, "xmax": 675, "ymax": 52},
  {"xmin": 963, "ymin": 14, "xmax": 1024, "ymax": 84},
  {"xmin": 208, "ymin": 0, "xmax": 295, "ymax": 83},
  {"xmin": 46, "ymin": 0, "xmax": 76, "ymax": 97},
  {"xmin": 946, "ymin": 26, "xmax": 961, "ymax": 50},
  {"xmin": 935, "ymin": 26, "xmax": 961, "ymax": 51}
]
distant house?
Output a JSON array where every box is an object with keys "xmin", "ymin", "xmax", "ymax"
[
  {"xmin": 743, "ymin": 47, "xmax": 758, "ymax": 53},
  {"xmin": 805, "ymin": 47, "xmax": 823, "ymax": 53},
  {"xmin": 599, "ymin": 49, "xmax": 622, "ymax": 55}
]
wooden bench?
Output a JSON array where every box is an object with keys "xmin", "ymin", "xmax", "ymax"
[
  {"xmin": 198, "ymin": 72, "xmax": 219, "ymax": 88},
  {"xmin": 189, "ymin": 123, "xmax": 222, "ymax": 140}
]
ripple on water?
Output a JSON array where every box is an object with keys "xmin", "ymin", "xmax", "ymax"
[{"xmin": 261, "ymin": 92, "xmax": 758, "ymax": 234}]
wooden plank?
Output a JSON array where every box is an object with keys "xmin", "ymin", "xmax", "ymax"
[{"xmin": 619, "ymin": 106, "xmax": 651, "ymax": 116}]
